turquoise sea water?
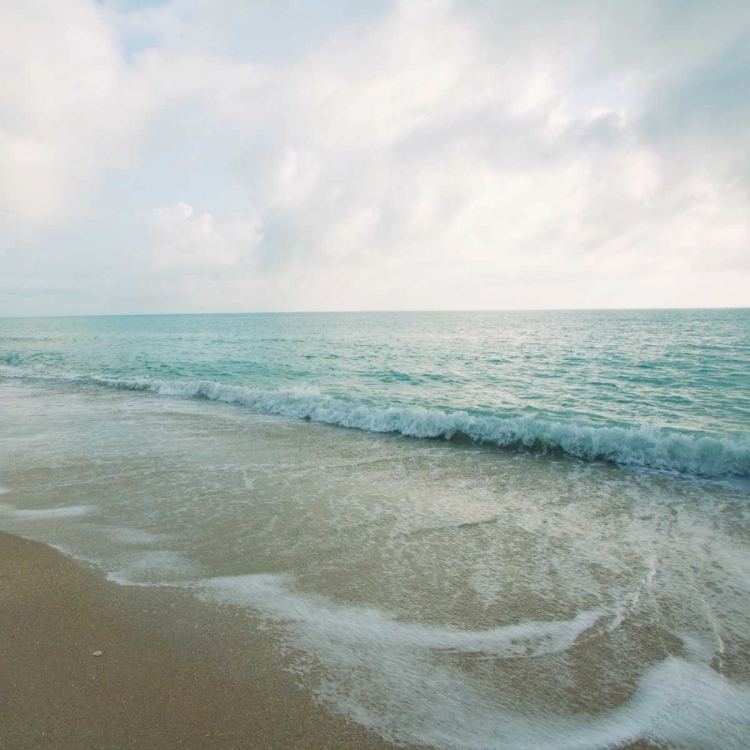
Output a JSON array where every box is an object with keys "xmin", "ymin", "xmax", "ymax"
[
  {"xmin": 1, "ymin": 310, "xmax": 750, "ymax": 749},
  {"xmin": 2, "ymin": 309, "xmax": 749, "ymax": 477}
]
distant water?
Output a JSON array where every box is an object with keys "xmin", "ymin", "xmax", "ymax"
[
  {"xmin": 1, "ymin": 310, "xmax": 749, "ymax": 477},
  {"xmin": 1, "ymin": 310, "xmax": 749, "ymax": 749}
]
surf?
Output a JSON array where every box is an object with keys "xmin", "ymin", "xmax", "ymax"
[{"xmin": 2, "ymin": 369, "xmax": 748, "ymax": 478}]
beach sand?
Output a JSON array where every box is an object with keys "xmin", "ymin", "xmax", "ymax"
[
  {"xmin": 0, "ymin": 532, "xmax": 399, "ymax": 750},
  {"xmin": 0, "ymin": 532, "xmax": 667, "ymax": 750}
]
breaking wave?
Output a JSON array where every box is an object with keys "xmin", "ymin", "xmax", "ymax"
[{"xmin": 3, "ymin": 371, "xmax": 747, "ymax": 478}]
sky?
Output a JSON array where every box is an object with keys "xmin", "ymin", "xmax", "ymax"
[{"xmin": 1, "ymin": 0, "xmax": 749, "ymax": 315}]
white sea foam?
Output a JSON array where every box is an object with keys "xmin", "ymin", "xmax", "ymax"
[
  {"xmin": 193, "ymin": 573, "xmax": 750, "ymax": 750},
  {"xmin": 104, "ymin": 376, "xmax": 750, "ymax": 478},
  {"xmin": 103, "ymin": 526, "xmax": 168, "ymax": 546},
  {"xmin": 105, "ymin": 571, "xmax": 169, "ymax": 588},
  {"xmin": 2, "ymin": 370, "xmax": 748, "ymax": 477},
  {"xmin": 9, "ymin": 504, "xmax": 98, "ymax": 519},
  {"xmin": 106, "ymin": 549, "xmax": 204, "ymax": 586},
  {"xmin": 196, "ymin": 573, "xmax": 606, "ymax": 658}
]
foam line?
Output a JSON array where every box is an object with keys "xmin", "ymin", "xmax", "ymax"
[
  {"xmin": 195, "ymin": 574, "xmax": 605, "ymax": 658},
  {"xmin": 193, "ymin": 574, "xmax": 750, "ymax": 750},
  {"xmin": 8, "ymin": 504, "xmax": 98, "ymax": 519},
  {"xmin": 2, "ymin": 371, "xmax": 748, "ymax": 477}
]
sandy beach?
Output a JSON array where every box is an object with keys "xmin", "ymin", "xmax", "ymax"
[
  {"xmin": 1, "ymin": 531, "xmax": 671, "ymax": 750},
  {"xmin": 0, "ymin": 532, "xmax": 400, "ymax": 750}
]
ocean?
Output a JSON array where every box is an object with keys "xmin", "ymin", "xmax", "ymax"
[{"xmin": 1, "ymin": 309, "xmax": 749, "ymax": 749}]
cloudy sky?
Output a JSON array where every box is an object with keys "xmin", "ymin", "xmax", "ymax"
[{"xmin": 1, "ymin": 0, "xmax": 749, "ymax": 315}]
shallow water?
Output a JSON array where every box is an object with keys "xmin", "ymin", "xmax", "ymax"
[{"xmin": 1, "ymin": 311, "xmax": 749, "ymax": 748}]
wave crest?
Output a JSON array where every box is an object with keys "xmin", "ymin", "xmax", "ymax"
[
  {"xmin": 2, "ymin": 368, "xmax": 747, "ymax": 477},
  {"xmin": 66, "ymin": 376, "xmax": 749, "ymax": 478}
]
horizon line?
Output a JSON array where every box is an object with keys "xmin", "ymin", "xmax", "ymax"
[{"xmin": 1, "ymin": 305, "xmax": 749, "ymax": 320}]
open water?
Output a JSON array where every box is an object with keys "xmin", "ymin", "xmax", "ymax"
[{"xmin": 1, "ymin": 310, "xmax": 749, "ymax": 748}]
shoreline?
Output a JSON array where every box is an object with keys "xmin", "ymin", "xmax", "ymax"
[
  {"xmin": 0, "ymin": 536, "xmax": 683, "ymax": 750},
  {"xmin": 0, "ymin": 532, "xmax": 402, "ymax": 750}
]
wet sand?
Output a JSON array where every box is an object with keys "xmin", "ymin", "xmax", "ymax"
[
  {"xmin": 0, "ymin": 532, "xmax": 399, "ymax": 750},
  {"xmin": 0, "ymin": 532, "xmax": 669, "ymax": 750}
]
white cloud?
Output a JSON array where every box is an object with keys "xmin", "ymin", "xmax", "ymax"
[
  {"xmin": 233, "ymin": 0, "xmax": 749, "ymax": 307},
  {"xmin": 1, "ymin": 0, "xmax": 748, "ymax": 314},
  {"xmin": 0, "ymin": 0, "xmax": 151, "ymax": 231},
  {"xmin": 140, "ymin": 202, "xmax": 262, "ymax": 271}
]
